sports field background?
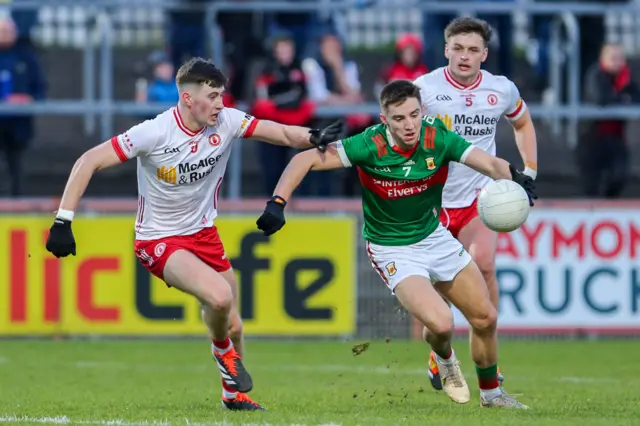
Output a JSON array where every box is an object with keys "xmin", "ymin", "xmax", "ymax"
[{"xmin": 1, "ymin": 339, "xmax": 639, "ymax": 425}]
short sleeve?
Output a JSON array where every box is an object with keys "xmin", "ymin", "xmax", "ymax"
[
  {"xmin": 334, "ymin": 132, "xmax": 371, "ymax": 167},
  {"xmin": 429, "ymin": 116, "xmax": 474, "ymax": 163},
  {"xmin": 110, "ymin": 118, "xmax": 161, "ymax": 162},
  {"xmin": 222, "ymin": 107, "xmax": 260, "ymax": 139},
  {"xmin": 504, "ymin": 80, "xmax": 527, "ymax": 121}
]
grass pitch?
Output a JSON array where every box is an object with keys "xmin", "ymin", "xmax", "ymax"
[{"xmin": 1, "ymin": 339, "xmax": 638, "ymax": 425}]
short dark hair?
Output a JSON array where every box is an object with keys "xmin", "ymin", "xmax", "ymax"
[
  {"xmin": 379, "ymin": 80, "xmax": 422, "ymax": 110},
  {"xmin": 444, "ymin": 17, "xmax": 493, "ymax": 46},
  {"xmin": 176, "ymin": 57, "xmax": 227, "ymax": 89}
]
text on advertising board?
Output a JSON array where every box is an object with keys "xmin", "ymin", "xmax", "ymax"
[{"xmin": 1, "ymin": 216, "xmax": 356, "ymax": 336}]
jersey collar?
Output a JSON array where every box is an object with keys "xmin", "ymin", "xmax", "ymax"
[
  {"xmin": 385, "ymin": 126, "xmax": 422, "ymax": 159},
  {"xmin": 173, "ymin": 106, "xmax": 205, "ymax": 137},
  {"xmin": 444, "ymin": 67, "xmax": 483, "ymax": 91}
]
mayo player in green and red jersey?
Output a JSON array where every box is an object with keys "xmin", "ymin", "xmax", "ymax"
[{"xmin": 255, "ymin": 80, "xmax": 535, "ymax": 408}]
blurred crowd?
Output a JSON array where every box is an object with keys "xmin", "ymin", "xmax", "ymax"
[{"xmin": 1, "ymin": 0, "xmax": 640, "ymax": 199}]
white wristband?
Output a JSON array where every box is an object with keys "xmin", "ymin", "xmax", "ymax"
[
  {"xmin": 523, "ymin": 166, "xmax": 537, "ymax": 180},
  {"xmin": 56, "ymin": 208, "xmax": 75, "ymax": 221}
]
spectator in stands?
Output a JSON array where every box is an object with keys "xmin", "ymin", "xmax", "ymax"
[
  {"xmin": 376, "ymin": 33, "xmax": 428, "ymax": 97},
  {"xmin": 150, "ymin": 57, "xmax": 175, "ymax": 102},
  {"xmin": 137, "ymin": 51, "xmax": 179, "ymax": 103},
  {"xmin": 266, "ymin": 0, "xmax": 343, "ymax": 60},
  {"xmin": 580, "ymin": 43, "xmax": 639, "ymax": 198},
  {"xmin": 302, "ymin": 29, "xmax": 369, "ymax": 196},
  {"xmin": 136, "ymin": 50, "xmax": 235, "ymax": 106},
  {"xmin": 0, "ymin": 16, "xmax": 46, "ymax": 196},
  {"xmin": 251, "ymin": 32, "xmax": 315, "ymax": 196}
]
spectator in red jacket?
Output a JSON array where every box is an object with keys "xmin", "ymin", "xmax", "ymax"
[
  {"xmin": 376, "ymin": 33, "xmax": 429, "ymax": 96},
  {"xmin": 251, "ymin": 32, "xmax": 315, "ymax": 195}
]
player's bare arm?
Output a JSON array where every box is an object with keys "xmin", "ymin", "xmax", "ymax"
[
  {"xmin": 462, "ymin": 147, "xmax": 537, "ymax": 205},
  {"xmin": 462, "ymin": 147, "xmax": 511, "ymax": 180},
  {"xmin": 44, "ymin": 140, "xmax": 128, "ymax": 258},
  {"xmin": 58, "ymin": 141, "xmax": 124, "ymax": 216},
  {"xmin": 254, "ymin": 143, "xmax": 345, "ymax": 236},
  {"xmin": 249, "ymin": 119, "xmax": 344, "ymax": 152},
  {"xmin": 274, "ymin": 142, "xmax": 345, "ymax": 200},
  {"xmin": 510, "ymin": 109, "xmax": 538, "ymax": 179}
]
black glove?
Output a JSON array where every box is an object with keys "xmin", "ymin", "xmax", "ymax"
[
  {"xmin": 45, "ymin": 218, "xmax": 76, "ymax": 258},
  {"xmin": 509, "ymin": 164, "xmax": 538, "ymax": 207},
  {"xmin": 256, "ymin": 196, "xmax": 287, "ymax": 236},
  {"xmin": 309, "ymin": 120, "xmax": 345, "ymax": 153}
]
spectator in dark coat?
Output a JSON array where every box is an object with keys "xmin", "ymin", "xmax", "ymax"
[
  {"xmin": 580, "ymin": 43, "xmax": 640, "ymax": 198},
  {"xmin": 0, "ymin": 17, "xmax": 46, "ymax": 196},
  {"xmin": 251, "ymin": 33, "xmax": 315, "ymax": 196}
]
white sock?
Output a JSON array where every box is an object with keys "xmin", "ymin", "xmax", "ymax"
[
  {"xmin": 435, "ymin": 348, "xmax": 457, "ymax": 365},
  {"xmin": 212, "ymin": 339, "xmax": 233, "ymax": 355},
  {"xmin": 222, "ymin": 388, "xmax": 238, "ymax": 400},
  {"xmin": 481, "ymin": 387, "xmax": 502, "ymax": 401}
]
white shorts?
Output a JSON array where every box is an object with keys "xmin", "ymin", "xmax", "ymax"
[{"xmin": 365, "ymin": 224, "xmax": 472, "ymax": 293}]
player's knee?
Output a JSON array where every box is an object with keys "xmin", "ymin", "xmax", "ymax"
[
  {"xmin": 202, "ymin": 284, "xmax": 233, "ymax": 313},
  {"xmin": 468, "ymin": 306, "xmax": 497, "ymax": 334},
  {"xmin": 429, "ymin": 312, "xmax": 454, "ymax": 339}
]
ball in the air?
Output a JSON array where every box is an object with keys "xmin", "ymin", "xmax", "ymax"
[{"xmin": 477, "ymin": 179, "xmax": 530, "ymax": 232}]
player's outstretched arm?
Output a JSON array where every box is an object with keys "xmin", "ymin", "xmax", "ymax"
[
  {"xmin": 45, "ymin": 141, "xmax": 123, "ymax": 258},
  {"xmin": 273, "ymin": 142, "xmax": 345, "ymax": 201},
  {"xmin": 510, "ymin": 109, "xmax": 538, "ymax": 179},
  {"xmin": 462, "ymin": 147, "xmax": 511, "ymax": 180},
  {"xmin": 255, "ymin": 143, "xmax": 346, "ymax": 236},
  {"xmin": 462, "ymin": 147, "xmax": 538, "ymax": 205},
  {"xmin": 249, "ymin": 119, "xmax": 344, "ymax": 152},
  {"xmin": 58, "ymin": 141, "xmax": 123, "ymax": 213}
]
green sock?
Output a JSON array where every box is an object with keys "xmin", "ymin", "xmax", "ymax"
[{"xmin": 476, "ymin": 364, "xmax": 499, "ymax": 390}]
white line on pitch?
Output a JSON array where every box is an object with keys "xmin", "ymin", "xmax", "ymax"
[{"xmin": 0, "ymin": 415, "xmax": 342, "ymax": 426}]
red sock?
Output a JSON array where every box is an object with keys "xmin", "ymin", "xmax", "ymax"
[
  {"xmin": 221, "ymin": 378, "xmax": 236, "ymax": 393},
  {"xmin": 212, "ymin": 336, "xmax": 231, "ymax": 351},
  {"xmin": 435, "ymin": 347, "xmax": 453, "ymax": 360},
  {"xmin": 476, "ymin": 365, "xmax": 500, "ymax": 390}
]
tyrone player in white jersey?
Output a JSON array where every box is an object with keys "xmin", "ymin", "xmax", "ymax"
[
  {"xmin": 44, "ymin": 58, "xmax": 342, "ymax": 411},
  {"xmin": 413, "ymin": 17, "xmax": 538, "ymax": 395}
]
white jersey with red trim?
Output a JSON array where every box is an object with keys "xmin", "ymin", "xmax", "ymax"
[
  {"xmin": 414, "ymin": 67, "xmax": 527, "ymax": 208},
  {"xmin": 111, "ymin": 106, "xmax": 258, "ymax": 240}
]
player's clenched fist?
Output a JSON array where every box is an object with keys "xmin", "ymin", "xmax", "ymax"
[
  {"xmin": 309, "ymin": 120, "xmax": 345, "ymax": 153},
  {"xmin": 256, "ymin": 196, "xmax": 287, "ymax": 236},
  {"xmin": 509, "ymin": 164, "xmax": 538, "ymax": 206},
  {"xmin": 45, "ymin": 218, "xmax": 77, "ymax": 258}
]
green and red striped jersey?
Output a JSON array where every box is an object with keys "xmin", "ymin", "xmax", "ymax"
[{"xmin": 335, "ymin": 116, "xmax": 473, "ymax": 246}]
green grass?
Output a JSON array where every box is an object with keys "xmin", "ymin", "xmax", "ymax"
[{"xmin": 0, "ymin": 339, "xmax": 639, "ymax": 425}]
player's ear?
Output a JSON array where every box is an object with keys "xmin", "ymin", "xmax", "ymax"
[
  {"xmin": 379, "ymin": 112, "xmax": 388, "ymax": 126},
  {"xmin": 481, "ymin": 47, "xmax": 488, "ymax": 62},
  {"xmin": 444, "ymin": 43, "xmax": 450, "ymax": 59},
  {"xmin": 181, "ymin": 90, "xmax": 192, "ymax": 109}
]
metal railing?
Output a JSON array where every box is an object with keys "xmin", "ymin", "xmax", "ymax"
[
  {"xmin": 548, "ymin": 12, "xmax": 580, "ymax": 147},
  {"xmin": 5, "ymin": 1, "xmax": 640, "ymax": 198}
]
